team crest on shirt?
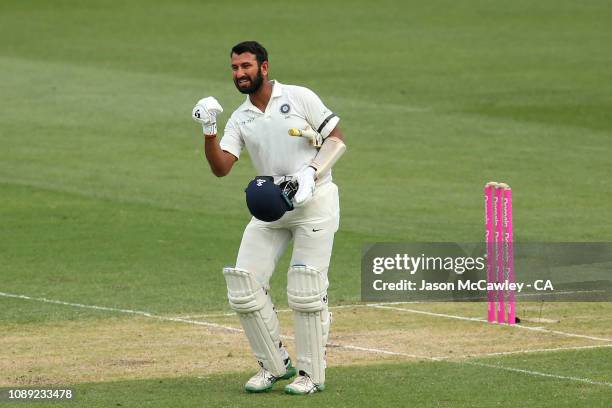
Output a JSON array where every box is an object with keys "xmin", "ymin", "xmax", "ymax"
[{"xmin": 280, "ymin": 103, "xmax": 291, "ymax": 114}]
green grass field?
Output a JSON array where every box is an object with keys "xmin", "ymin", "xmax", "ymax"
[{"xmin": 1, "ymin": 0, "xmax": 611, "ymax": 406}]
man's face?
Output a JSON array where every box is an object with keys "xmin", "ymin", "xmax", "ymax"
[{"xmin": 231, "ymin": 52, "xmax": 267, "ymax": 94}]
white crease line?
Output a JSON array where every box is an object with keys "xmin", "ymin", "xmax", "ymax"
[
  {"xmin": 171, "ymin": 308, "xmax": 307, "ymax": 319},
  {"xmin": 370, "ymin": 304, "xmax": 487, "ymax": 322},
  {"xmin": 0, "ymin": 292, "xmax": 436, "ymax": 360},
  {"xmin": 5, "ymin": 290, "xmax": 610, "ymax": 344},
  {"xmin": 169, "ymin": 302, "xmax": 420, "ymax": 320},
  {"xmin": 444, "ymin": 289, "xmax": 609, "ymax": 302},
  {"xmin": 326, "ymin": 341, "xmax": 444, "ymax": 361},
  {"xmin": 458, "ymin": 343, "xmax": 612, "ymax": 359},
  {"xmin": 466, "ymin": 361, "xmax": 612, "ymax": 387},
  {"xmin": 174, "ymin": 312, "xmax": 237, "ymax": 319},
  {"xmin": 3, "ymin": 291, "xmax": 611, "ymax": 387},
  {"xmin": 0, "ymin": 291, "xmax": 242, "ymax": 333},
  {"xmin": 280, "ymin": 334, "xmax": 438, "ymax": 361},
  {"xmin": 528, "ymin": 327, "xmax": 612, "ymax": 343},
  {"xmin": 369, "ymin": 304, "xmax": 612, "ymax": 343}
]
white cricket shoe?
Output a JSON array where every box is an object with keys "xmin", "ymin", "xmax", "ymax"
[
  {"xmin": 244, "ymin": 360, "xmax": 296, "ymax": 393},
  {"xmin": 284, "ymin": 371, "xmax": 325, "ymax": 395}
]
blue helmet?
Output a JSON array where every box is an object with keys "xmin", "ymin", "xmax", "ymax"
[{"xmin": 245, "ymin": 176, "xmax": 297, "ymax": 222}]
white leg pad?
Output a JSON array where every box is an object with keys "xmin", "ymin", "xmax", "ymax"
[
  {"xmin": 223, "ymin": 267, "xmax": 286, "ymax": 376},
  {"xmin": 287, "ymin": 265, "xmax": 329, "ymax": 385}
]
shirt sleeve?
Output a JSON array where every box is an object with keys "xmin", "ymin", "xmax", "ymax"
[
  {"xmin": 297, "ymin": 87, "xmax": 340, "ymax": 138},
  {"xmin": 219, "ymin": 115, "xmax": 243, "ymax": 159}
]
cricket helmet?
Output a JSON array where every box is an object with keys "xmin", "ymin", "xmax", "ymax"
[{"xmin": 245, "ymin": 176, "xmax": 297, "ymax": 222}]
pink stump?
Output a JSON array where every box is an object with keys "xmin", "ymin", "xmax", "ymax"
[
  {"xmin": 503, "ymin": 186, "xmax": 515, "ymax": 324},
  {"xmin": 484, "ymin": 184, "xmax": 496, "ymax": 323},
  {"xmin": 495, "ymin": 187, "xmax": 506, "ymax": 324}
]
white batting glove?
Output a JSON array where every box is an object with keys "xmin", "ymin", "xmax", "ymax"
[
  {"xmin": 293, "ymin": 166, "xmax": 316, "ymax": 206},
  {"xmin": 192, "ymin": 96, "xmax": 223, "ymax": 135}
]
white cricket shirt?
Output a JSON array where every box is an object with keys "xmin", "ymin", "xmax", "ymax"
[{"xmin": 219, "ymin": 81, "xmax": 340, "ymax": 185}]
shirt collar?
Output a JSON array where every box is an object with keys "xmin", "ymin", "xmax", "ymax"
[
  {"xmin": 270, "ymin": 80, "xmax": 283, "ymax": 98},
  {"xmin": 241, "ymin": 80, "xmax": 283, "ymax": 112}
]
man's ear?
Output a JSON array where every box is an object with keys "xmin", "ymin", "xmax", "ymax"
[{"xmin": 261, "ymin": 61, "xmax": 269, "ymax": 77}]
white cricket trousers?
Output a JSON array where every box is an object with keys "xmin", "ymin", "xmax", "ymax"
[{"xmin": 235, "ymin": 182, "xmax": 340, "ymax": 289}]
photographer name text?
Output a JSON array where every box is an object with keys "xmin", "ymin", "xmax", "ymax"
[{"xmin": 372, "ymin": 279, "xmax": 554, "ymax": 292}]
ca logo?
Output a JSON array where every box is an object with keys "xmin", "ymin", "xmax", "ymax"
[{"xmin": 256, "ymin": 179, "xmax": 266, "ymax": 187}]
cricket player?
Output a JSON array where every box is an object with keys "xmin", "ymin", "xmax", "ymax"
[{"xmin": 191, "ymin": 41, "xmax": 346, "ymax": 395}]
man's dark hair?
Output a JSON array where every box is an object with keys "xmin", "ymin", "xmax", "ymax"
[{"xmin": 231, "ymin": 41, "xmax": 268, "ymax": 66}]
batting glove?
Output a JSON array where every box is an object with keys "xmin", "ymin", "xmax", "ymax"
[
  {"xmin": 293, "ymin": 166, "xmax": 316, "ymax": 206},
  {"xmin": 192, "ymin": 96, "xmax": 223, "ymax": 136}
]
